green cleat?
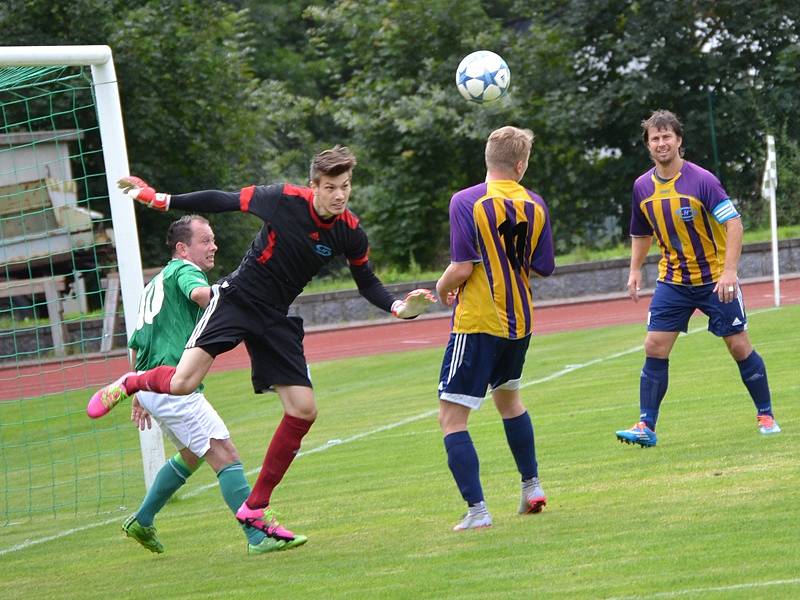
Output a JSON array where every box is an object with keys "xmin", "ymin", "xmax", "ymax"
[
  {"xmin": 248, "ymin": 533, "xmax": 308, "ymax": 555},
  {"xmin": 123, "ymin": 514, "xmax": 164, "ymax": 554}
]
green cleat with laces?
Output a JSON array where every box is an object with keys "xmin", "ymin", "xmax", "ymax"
[{"xmin": 123, "ymin": 514, "xmax": 164, "ymax": 554}]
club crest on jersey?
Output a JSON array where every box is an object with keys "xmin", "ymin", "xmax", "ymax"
[
  {"xmin": 675, "ymin": 206, "xmax": 697, "ymax": 221},
  {"xmin": 308, "ymin": 231, "xmax": 320, "ymax": 241},
  {"xmin": 314, "ymin": 243, "xmax": 332, "ymax": 257}
]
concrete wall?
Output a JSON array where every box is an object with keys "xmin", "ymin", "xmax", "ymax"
[{"xmin": 288, "ymin": 238, "xmax": 800, "ymax": 328}]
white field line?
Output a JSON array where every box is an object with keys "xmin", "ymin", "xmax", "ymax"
[
  {"xmin": 0, "ymin": 307, "xmax": 779, "ymax": 559},
  {"xmin": 0, "ymin": 516, "xmax": 120, "ymax": 557},
  {"xmin": 607, "ymin": 577, "xmax": 800, "ymax": 599}
]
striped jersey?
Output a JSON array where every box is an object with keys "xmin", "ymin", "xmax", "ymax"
[
  {"xmin": 128, "ymin": 259, "xmax": 209, "ymax": 371},
  {"xmin": 630, "ymin": 160, "xmax": 739, "ymax": 286},
  {"xmin": 449, "ymin": 179, "xmax": 554, "ymax": 338}
]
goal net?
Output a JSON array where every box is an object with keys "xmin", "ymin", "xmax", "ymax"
[{"xmin": 0, "ymin": 47, "xmax": 163, "ymax": 531}]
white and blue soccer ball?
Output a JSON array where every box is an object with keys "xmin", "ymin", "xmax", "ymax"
[{"xmin": 455, "ymin": 50, "xmax": 510, "ymax": 104}]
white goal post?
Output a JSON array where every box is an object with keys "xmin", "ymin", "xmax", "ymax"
[{"xmin": 0, "ymin": 45, "xmax": 166, "ymax": 489}]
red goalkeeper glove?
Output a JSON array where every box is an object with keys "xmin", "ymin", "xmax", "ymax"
[
  {"xmin": 117, "ymin": 176, "xmax": 171, "ymax": 211},
  {"xmin": 391, "ymin": 288, "xmax": 436, "ymax": 319}
]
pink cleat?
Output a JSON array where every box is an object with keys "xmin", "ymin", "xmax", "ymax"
[
  {"xmin": 236, "ymin": 502, "xmax": 303, "ymax": 543},
  {"xmin": 87, "ymin": 372, "xmax": 135, "ymax": 418}
]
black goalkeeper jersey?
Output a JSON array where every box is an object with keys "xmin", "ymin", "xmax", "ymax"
[{"xmin": 170, "ymin": 184, "xmax": 395, "ymax": 313}]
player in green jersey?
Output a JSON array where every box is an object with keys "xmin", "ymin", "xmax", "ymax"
[{"xmin": 120, "ymin": 215, "xmax": 304, "ymax": 555}]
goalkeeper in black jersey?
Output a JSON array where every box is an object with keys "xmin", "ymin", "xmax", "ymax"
[{"xmin": 88, "ymin": 145, "xmax": 435, "ymax": 550}]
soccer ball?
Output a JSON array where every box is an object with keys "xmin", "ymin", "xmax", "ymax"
[{"xmin": 455, "ymin": 50, "xmax": 510, "ymax": 104}]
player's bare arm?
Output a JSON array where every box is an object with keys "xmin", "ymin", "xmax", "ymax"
[
  {"xmin": 713, "ymin": 217, "xmax": 743, "ymax": 303},
  {"xmin": 189, "ymin": 286, "xmax": 212, "ymax": 308},
  {"xmin": 436, "ymin": 261, "xmax": 474, "ymax": 306},
  {"xmin": 628, "ymin": 235, "xmax": 652, "ymax": 302}
]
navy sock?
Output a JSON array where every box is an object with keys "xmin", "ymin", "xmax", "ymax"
[
  {"xmin": 737, "ymin": 350, "xmax": 772, "ymax": 415},
  {"xmin": 444, "ymin": 431, "xmax": 483, "ymax": 506},
  {"xmin": 502, "ymin": 412, "xmax": 538, "ymax": 480},
  {"xmin": 640, "ymin": 357, "xmax": 669, "ymax": 430}
]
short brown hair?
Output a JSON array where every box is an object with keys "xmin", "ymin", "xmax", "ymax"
[
  {"xmin": 166, "ymin": 214, "xmax": 208, "ymax": 254},
  {"xmin": 309, "ymin": 145, "xmax": 357, "ymax": 183},
  {"xmin": 641, "ymin": 109, "xmax": 684, "ymax": 154},
  {"xmin": 485, "ymin": 126, "xmax": 534, "ymax": 172}
]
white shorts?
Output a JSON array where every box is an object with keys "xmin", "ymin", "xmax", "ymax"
[{"xmin": 135, "ymin": 390, "xmax": 230, "ymax": 457}]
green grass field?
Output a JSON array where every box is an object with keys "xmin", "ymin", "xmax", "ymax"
[{"xmin": 1, "ymin": 305, "xmax": 799, "ymax": 599}]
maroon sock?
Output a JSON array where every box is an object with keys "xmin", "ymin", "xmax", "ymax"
[
  {"xmin": 247, "ymin": 414, "xmax": 314, "ymax": 509},
  {"xmin": 124, "ymin": 366, "xmax": 176, "ymax": 395}
]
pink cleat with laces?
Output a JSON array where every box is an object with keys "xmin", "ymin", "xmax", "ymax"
[
  {"xmin": 236, "ymin": 502, "xmax": 307, "ymax": 553},
  {"xmin": 87, "ymin": 372, "xmax": 136, "ymax": 419}
]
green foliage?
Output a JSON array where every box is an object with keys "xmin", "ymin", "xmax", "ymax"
[
  {"xmin": 108, "ymin": 1, "xmax": 272, "ymax": 273},
  {"xmin": 771, "ymin": 128, "xmax": 800, "ymax": 226},
  {"xmin": 301, "ymin": 0, "xmax": 501, "ymax": 266},
  {"xmin": 0, "ymin": 0, "xmax": 270, "ymax": 276},
  {"xmin": 2, "ymin": 0, "xmax": 799, "ymax": 272},
  {"xmin": 520, "ymin": 0, "xmax": 800, "ymax": 239}
]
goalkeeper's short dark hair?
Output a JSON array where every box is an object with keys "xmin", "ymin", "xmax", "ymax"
[
  {"xmin": 309, "ymin": 145, "xmax": 357, "ymax": 183},
  {"xmin": 166, "ymin": 214, "xmax": 209, "ymax": 253}
]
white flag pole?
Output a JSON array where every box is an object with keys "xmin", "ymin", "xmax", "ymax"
[{"xmin": 761, "ymin": 135, "xmax": 780, "ymax": 307}]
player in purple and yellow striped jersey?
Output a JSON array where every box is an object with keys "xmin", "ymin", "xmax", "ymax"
[
  {"xmin": 436, "ymin": 126, "xmax": 555, "ymax": 530},
  {"xmin": 616, "ymin": 110, "xmax": 780, "ymax": 448}
]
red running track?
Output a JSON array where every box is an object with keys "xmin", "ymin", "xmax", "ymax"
[{"xmin": 2, "ymin": 277, "xmax": 798, "ymax": 401}]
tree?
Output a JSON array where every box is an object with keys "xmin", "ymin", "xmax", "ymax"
[
  {"xmin": 108, "ymin": 0, "xmax": 271, "ymax": 274},
  {"xmin": 0, "ymin": 0, "xmax": 278, "ymax": 277},
  {"xmin": 300, "ymin": 0, "xmax": 514, "ymax": 267},
  {"xmin": 520, "ymin": 0, "xmax": 800, "ymax": 239},
  {"xmin": 4, "ymin": 0, "xmax": 798, "ymax": 273}
]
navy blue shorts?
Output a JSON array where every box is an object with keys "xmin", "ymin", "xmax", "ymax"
[
  {"xmin": 438, "ymin": 332, "xmax": 530, "ymax": 409},
  {"xmin": 647, "ymin": 280, "xmax": 747, "ymax": 336}
]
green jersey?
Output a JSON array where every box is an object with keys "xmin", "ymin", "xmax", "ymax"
[{"xmin": 128, "ymin": 259, "xmax": 209, "ymax": 371}]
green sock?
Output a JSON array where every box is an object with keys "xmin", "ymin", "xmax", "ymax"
[
  {"xmin": 217, "ymin": 462, "xmax": 266, "ymax": 545},
  {"xmin": 135, "ymin": 454, "xmax": 196, "ymax": 527}
]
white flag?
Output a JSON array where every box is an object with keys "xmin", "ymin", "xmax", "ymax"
[{"xmin": 761, "ymin": 135, "xmax": 777, "ymax": 197}]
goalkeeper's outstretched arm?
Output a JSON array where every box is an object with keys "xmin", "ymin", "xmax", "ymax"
[
  {"xmin": 117, "ymin": 176, "xmax": 243, "ymax": 213},
  {"xmin": 349, "ymin": 262, "xmax": 435, "ymax": 319}
]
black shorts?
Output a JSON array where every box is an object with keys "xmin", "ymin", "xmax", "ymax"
[{"xmin": 186, "ymin": 282, "xmax": 311, "ymax": 392}]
